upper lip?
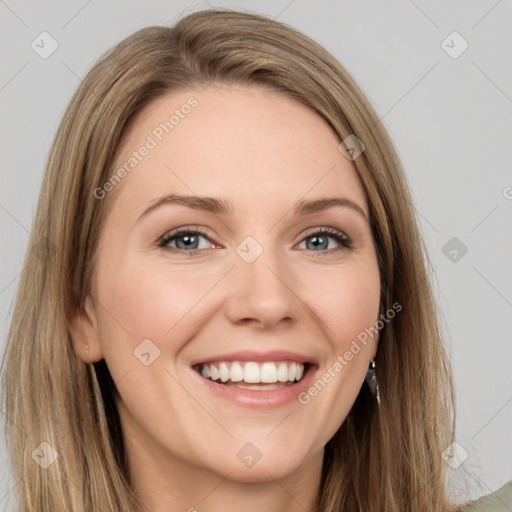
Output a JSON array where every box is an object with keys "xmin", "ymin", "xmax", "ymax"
[{"xmin": 190, "ymin": 350, "xmax": 316, "ymax": 366}]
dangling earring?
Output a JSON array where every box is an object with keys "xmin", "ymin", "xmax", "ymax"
[
  {"xmin": 85, "ymin": 344, "xmax": 89, "ymax": 355},
  {"xmin": 365, "ymin": 358, "xmax": 380, "ymax": 405}
]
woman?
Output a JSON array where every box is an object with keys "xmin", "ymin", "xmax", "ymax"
[{"xmin": 1, "ymin": 7, "xmax": 503, "ymax": 511}]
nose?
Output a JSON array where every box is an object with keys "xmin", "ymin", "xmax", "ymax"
[{"xmin": 223, "ymin": 242, "xmax": 300, "ymax": 330}]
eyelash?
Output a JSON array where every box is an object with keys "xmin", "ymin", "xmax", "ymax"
[{"xmin": 158, "ymin": 226, "xmax": 353, "ymax": 257}]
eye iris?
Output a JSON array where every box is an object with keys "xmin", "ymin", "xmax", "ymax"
[
  {"xmin": 175, "ymin": 234, "xmax": 199, "ymax": 250},
  {"xmin": 307, "ymin": 234, "xmax": 328, "ymax": 251}
]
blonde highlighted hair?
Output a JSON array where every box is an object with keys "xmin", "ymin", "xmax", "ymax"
[{"xmin": 2, "ymin": 8, "xmax": 464, "ymax": 511}]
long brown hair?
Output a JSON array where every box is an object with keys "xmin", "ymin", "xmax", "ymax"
[{"xmin": 1, "ymin": 8, "xmax": 464, "ymax": 511}]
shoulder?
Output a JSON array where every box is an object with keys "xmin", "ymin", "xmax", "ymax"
[{"xmin": 463, "ymin": 480, "xmax": 512, "ymax": 512}]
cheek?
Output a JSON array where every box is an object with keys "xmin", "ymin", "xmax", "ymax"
[
  {"xmin": 114, "ymin": 269, "xmax": 197, "ymax": 335},
  {"xmin": 302, "ymin": 261, "xmax": 381, "ymax": 345},
  {"xmin": 94, "ymin": 256, "xmax": 219, "ymax": 356}
]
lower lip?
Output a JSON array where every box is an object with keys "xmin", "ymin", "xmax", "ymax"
[{"xmin": 191, "ymin": 365, "xmax": 317, "ymax": 410}]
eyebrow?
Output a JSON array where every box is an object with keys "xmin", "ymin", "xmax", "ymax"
[{"xmin": 135, "ymin": 194, "xmax": 368, "ymax": 224}]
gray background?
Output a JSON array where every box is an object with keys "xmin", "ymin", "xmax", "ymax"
[{"xmin": 1, "ymin": 0, "xmax": 511, "ymax": 508}]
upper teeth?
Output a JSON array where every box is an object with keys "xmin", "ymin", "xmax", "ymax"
[{"xmin": 199, "ymin": 361, "xmax": 305, "ymax": 384}]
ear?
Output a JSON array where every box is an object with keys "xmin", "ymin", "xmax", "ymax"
[{"xmin": 68, "ymin": 296, "xmax": 105, "ymax": 363}]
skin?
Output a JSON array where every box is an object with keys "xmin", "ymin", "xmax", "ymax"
[{"xmin": 70, "ymin": 83, "xmax": 381, "ymax": 512}]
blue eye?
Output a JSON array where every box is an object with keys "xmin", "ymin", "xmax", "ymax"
[
  {"xmin": 158, "ymin": 226, "xmax": 352, "ymax": 256},
  {"xmin": 159, "ymin": 228, "xmax": 213, "ymax": 255},
  {"xmin": 298, "ymin": 227, "xmax": 352, "ymax": 253}
]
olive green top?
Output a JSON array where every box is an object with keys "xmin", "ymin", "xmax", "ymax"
[{"xmin": 463, "ymin": 480, "xmax": 512, "ymax": 511}]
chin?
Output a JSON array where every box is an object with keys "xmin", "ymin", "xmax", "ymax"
[
  {"xmin": 198, "ymin": 441, "xmax": 315, "ymax": 484},
  {"xmin": 223, "ymin": 459, "xmax": 304, "ymax": 484}
]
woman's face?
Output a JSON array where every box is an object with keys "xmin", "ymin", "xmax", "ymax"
[{"xmin": 72, "ymin": 84, "xmax": 380, "ymax": 488}]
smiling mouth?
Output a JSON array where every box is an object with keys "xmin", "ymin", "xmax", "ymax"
[{"xmin": 193, "ymin": 360, "xmax": 310, "ymax": 390}]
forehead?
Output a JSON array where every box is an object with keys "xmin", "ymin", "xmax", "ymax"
[{"xmin": 106, "ymin": 83, "xmax": 368, "ymax": 218}]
